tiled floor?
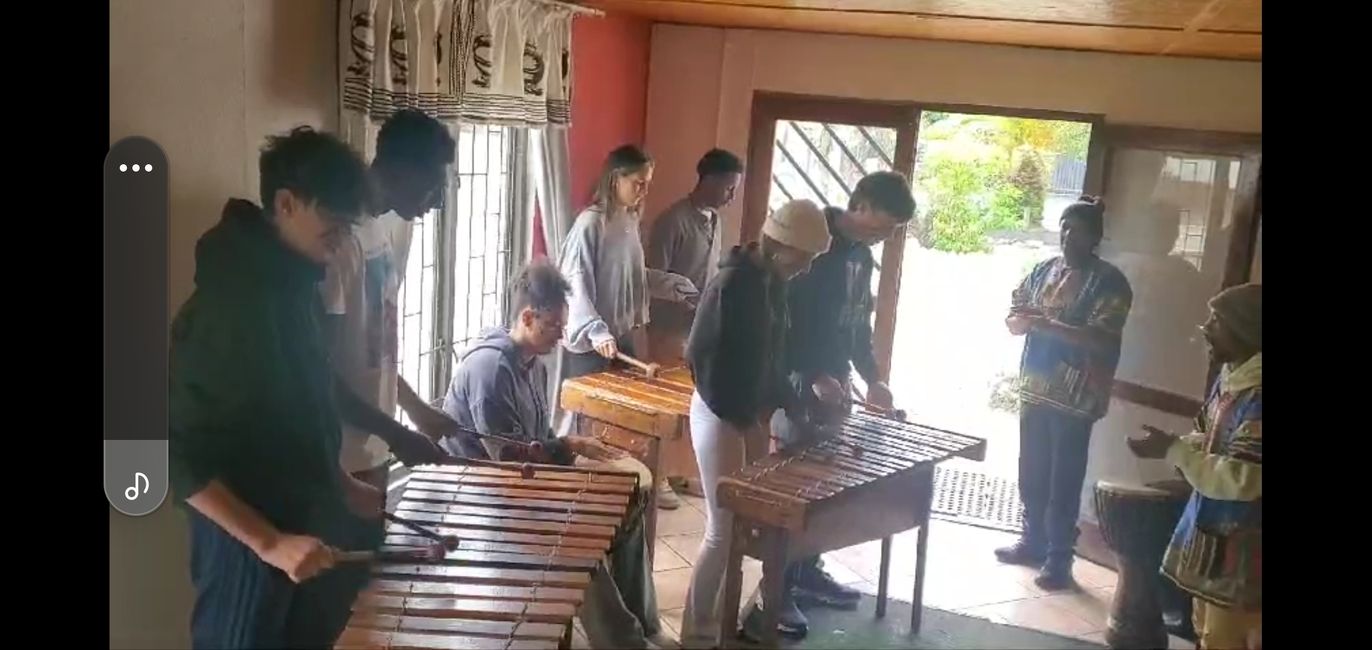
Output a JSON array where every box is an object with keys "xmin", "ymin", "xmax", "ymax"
[{"xmin": 586, "ymin": 492, "xmax": 1193, "ymax": 649}]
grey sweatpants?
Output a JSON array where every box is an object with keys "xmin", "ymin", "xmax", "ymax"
[{"xmin": 579, "ymin": 490, "xmax": 661, "ymax": 648}]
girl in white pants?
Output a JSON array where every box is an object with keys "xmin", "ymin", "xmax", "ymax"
[
  {"xmin": 679, "ymin": 393, "xmax": 753, "ymax": 647},
  {"xmin": 677, "ymin": 200, "xmax": 832, "ymax": 648}
]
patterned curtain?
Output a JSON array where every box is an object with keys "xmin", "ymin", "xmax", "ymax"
[{"xmin": 339, "ymin": 0, "xmax": 574, "ymax": 144}]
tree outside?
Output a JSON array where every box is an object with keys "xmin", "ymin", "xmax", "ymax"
[{"xmin": 912, "ymin": 114, "xmax": 1090, "ymax": 253}]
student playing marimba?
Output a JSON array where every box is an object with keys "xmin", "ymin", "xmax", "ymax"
[
  {"xmin": 556, "ymin": 144, "xmax": 696, "ymax": 511},
  {"xmin": 168, "ymin": 127, "xmax": 382, "ymax": 649},
  {"xmin": 678, "ymin": 199, "xmax": 831, "ymax": 648},
  {"xmin": 440, "ymin": 260, "xmax": 669, "ymax": 650},
  {"xmin": 645, "ymin": 148, "xmax": 744, "ymax": 363},
  {"xmin": 766, "ymin": 172, "xmax": 917, "ymax": 639}
]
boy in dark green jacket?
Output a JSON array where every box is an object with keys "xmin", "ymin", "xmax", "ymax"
[{"xmin": 169, "ymin": 127, "xmax": 385, "ymax": 649}]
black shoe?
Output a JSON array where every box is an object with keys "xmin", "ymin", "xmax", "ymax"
[
  {"xmin": 791, "ymin": 561, "xmax": 862, "ymax": 609},
  {"xmin": 994, "ymin": 542, "xmax": 1047, "ymax": 567},
  {"xmin": 739, "ymin": 598, "xmax": 808, "ymax": 641},
  {"xmin": 1033, "ymin": 560, "xmax": 1077, "ymax": 591}
]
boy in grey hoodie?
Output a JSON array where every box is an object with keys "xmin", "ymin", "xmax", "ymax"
[{"xmin": 442, "ymin": 261, "xmax": 667, "ymax": 649}]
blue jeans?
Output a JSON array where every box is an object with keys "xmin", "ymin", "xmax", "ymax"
[
  {"xmin": 1018, "ymin": 403, "xmax": 1094, "ymax": 565},
  {"xmin": 186, "ymin": 509, "xmax": 373, "ymax": 649}
]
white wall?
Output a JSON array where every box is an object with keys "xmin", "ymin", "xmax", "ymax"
[
  {"xmin": 109, "ymin": 1, "xmax": 337, "ymax": 647},
  {"xmin": 643, "ymin": 24, "xmax": 1262, "ymax": 526}
]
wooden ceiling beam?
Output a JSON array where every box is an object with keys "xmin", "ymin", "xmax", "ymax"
[{"xmin": 587, "ymin": 0, "xmax": 1261, "ymax": 60}]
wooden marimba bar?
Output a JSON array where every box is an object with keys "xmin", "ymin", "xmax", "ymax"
[
  {"xmin": 716, "ymin": 410, "xmax": 986, "ymax": 648},
  {"xmin": 559, "ymin": 366, "xmax": 696, "ymax": 562},
  {"xmin": 334, "ymin": 462, "xmax": 643, "ymax": 650}
]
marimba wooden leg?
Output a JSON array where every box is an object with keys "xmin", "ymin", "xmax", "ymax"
[
  {"xmin": 876, "ymin": 535, "xmax": 893, "ymax": 618},
  {"xmin": 760, "ymin": 531, "xmax": 790, "ymax": 649},
  {"xmin": 719, "ymin": 521, "xmax": 747, "ymax": 650},
  {"xmin": 910, "ymin": 472, "xmax": 935, "ymax": 635}
]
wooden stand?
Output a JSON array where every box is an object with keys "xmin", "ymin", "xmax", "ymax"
[
  {"xmin": 719, "ymin": 467, "xmax": 937, "ymax": 648},
  {"xmin": 559, "ymin": 367, "xmax": 697, "ymax": 565},
  {"xmin": 712, "ymin": 412, "xmax": 986, "ymax": 648}
]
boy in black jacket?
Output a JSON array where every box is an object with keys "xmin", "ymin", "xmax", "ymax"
[
  {"xmin": 765, "ymin": 172, "xmax": 916, "ymax": 637},
  {"xmin": 169, "ymin": 127, "xmax": 383, "ymax": 649},
  {"xmin": 678, "ymin": 199, "xmax": 832, "ymax": 647}
]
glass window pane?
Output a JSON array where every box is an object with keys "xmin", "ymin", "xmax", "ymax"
[{"xmin": 1100, "ymin": 148, "xmax": 1247, "ymax": 399}]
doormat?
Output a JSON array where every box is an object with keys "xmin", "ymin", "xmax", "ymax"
[{"xmin": 931, "ymin": 466, "xmax": 1023, "ymax": 533}]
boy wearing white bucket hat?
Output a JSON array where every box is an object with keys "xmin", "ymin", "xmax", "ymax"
[{"xmin": 677, "ymin": 199, "xmax": 831, "ymax": 648}]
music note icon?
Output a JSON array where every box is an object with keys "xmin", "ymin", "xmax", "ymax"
[{"xmin": 125, "ymin": 472, "xmax": 149, "ymax": 501}]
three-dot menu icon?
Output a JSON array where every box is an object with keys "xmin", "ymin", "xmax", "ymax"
[{"xmin": 117, "ymin": 163, "xmax": 154, "ymax": 172}]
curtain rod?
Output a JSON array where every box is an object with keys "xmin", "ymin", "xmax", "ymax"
[{"xmin": 529, "ymin": 0, "xmax": 605, "ymax": 18}]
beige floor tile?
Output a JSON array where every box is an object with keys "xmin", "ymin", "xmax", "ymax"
[
  {"xmin": 654, "ymin": 538, "xmax": 690, "ymax": 572},
  {"xmin": 654, "ymin": 516, "xmax": 1125, "ymax": 643},
  {"xmin": 653, "ymin": 567, "xmax": 695, "ymax": 611},
  {"xmin": 659, "ymin": 606, "xmax": 685, "ymax": 636},
  {"xmin": 656, "ymin": 505, "xmax": 707, "ymax": 536},
  {"xmin": 1074, "ymin": 559, "xmax": 1120, "ymax": 589},
  {"xmin": 660, "ymin": 531, "xmax": 705, "ymax": 566},
  {"xmin": 1047, "ymin": 587, "xmax": 1114, "ymax": 630},
  {"xmin": 680, "ymin": 493, "xmax": 707, "ymax": 512}
]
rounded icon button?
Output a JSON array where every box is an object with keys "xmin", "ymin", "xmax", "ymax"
[{"xmin": 105, "ymin": 440, "xmax": 169, "ymax": 517}]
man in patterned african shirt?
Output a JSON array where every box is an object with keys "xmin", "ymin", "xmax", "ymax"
[{"xmin": 995, "ymin": 197, "xmax": 1134, "ymax": 590}]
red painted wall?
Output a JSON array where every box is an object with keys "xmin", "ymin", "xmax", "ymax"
[{"xmin": 533, "ymin": 12, "xmax": 651, "ymax": 258}]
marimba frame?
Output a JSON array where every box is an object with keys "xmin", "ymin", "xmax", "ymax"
[
  {"xmin": 719, "ymin": 465, "xmax": 937, "ymax": 648},
  {"xmin": 716, "ymin": 412, "xmax": 986, "ymax": 648},
  {"xmin": 559, "ymin": 367, "xmax": 697, "ymax": 566},
  {"xmin": 336, "ymin": 462, "xmax": 643, "ymax": 650}
]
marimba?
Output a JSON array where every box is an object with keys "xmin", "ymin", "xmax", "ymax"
[
  {"xmin": 334, "ymin": 462, "xmax": 643, "ymax": 650},
  {"xmin": 559, "ymin": 366, "xmax": 696, "ymax": 557},
  {"xmin": 716, "ymin": 410, "xmax": 986, "ymax": 647}
]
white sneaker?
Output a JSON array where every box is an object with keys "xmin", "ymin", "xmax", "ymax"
[{"xmin": 656, "ymin": 478, "xmax": 681, "ymax": 510}]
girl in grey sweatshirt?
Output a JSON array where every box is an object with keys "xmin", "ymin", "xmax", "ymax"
[{"xmin": 557, "ymin": 145, "xmax": 694, "ymax": 379}]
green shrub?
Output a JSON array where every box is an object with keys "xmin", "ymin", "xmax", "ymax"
[
  {"xmin": 1009, "ymin": 152, "xmax": 1047, "ymax": 227},
  {"xmin": 921, "ymin": 158, "xmax": 995, "ymax": 253},
  {"xmin": 988, "ymin": 184, "xmax": 1025, "ymax": 231}
]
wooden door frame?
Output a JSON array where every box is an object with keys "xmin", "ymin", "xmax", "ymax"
[
  {"xmin": 1097, "ymin": 125, "xmax": 1262, "ymax": 415},
  {"xmin": 743, "ymin": 92, "xmax": 1108, "ymax": 242},
  {"xmin": 741, "ymin": 93, "xmax": 921, "ymax": 243},
  {"xmin": 740, "ymin": 91, "xmax": 1104, "ymax": 381}
]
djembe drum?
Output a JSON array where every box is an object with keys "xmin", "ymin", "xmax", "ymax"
[{"xmin": 1094, "ymin": 480, "xmax": 1192, "ymax": 650}]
